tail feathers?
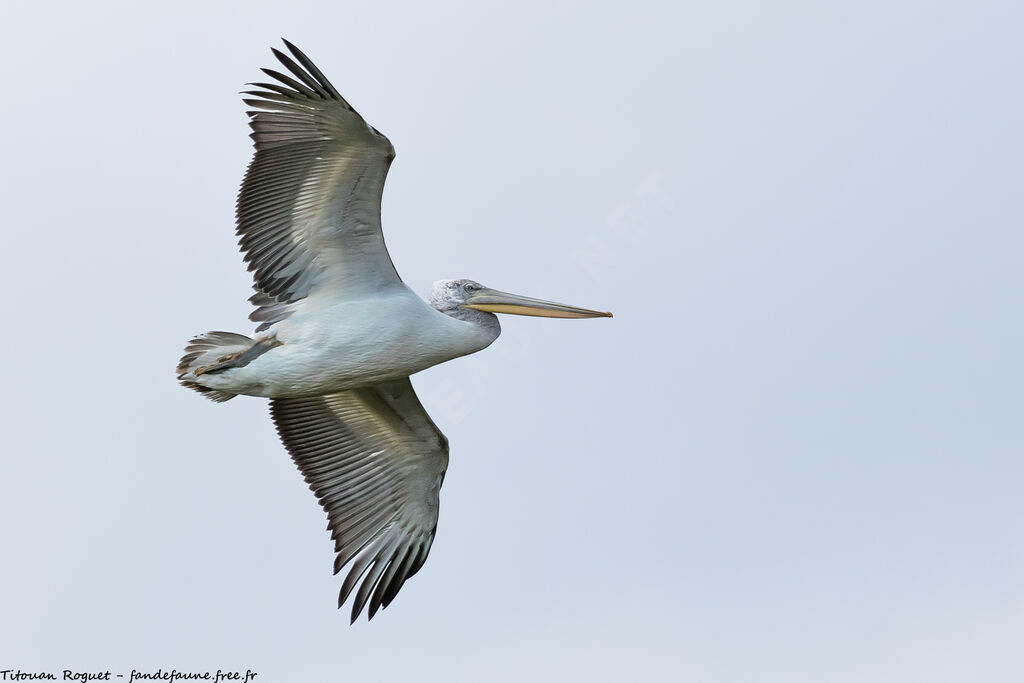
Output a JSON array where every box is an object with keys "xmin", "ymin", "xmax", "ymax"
[{"xmin": 177, "ymin": 331, "xmax": 254, "ymax": 402}]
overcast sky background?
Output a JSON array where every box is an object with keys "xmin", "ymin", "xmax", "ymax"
[{"xmin": 1, "ymin": 1, "xmax": 1021, "ymax": 681}]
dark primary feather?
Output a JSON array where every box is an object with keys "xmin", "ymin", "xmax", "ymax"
[
  {"xmin": 270, "ymin": 378, "xmax": 449, "ymax": 622},
  {"xmin": 238, "ymin": 40, "xmax": 401, "ymax": 331}
]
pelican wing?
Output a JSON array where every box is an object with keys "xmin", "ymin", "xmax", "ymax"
[
  {"xmin": 239, "ymin": 41, "xmax": 400, "ymax": 330},
  {"xmin": 270, "ymin": 378, "xmax": 449, "ymax": 622}
]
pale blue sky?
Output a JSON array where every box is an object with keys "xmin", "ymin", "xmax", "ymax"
[{"xmin": 1, "ymin": 1, "xmax": 1021, "ymax": 681}]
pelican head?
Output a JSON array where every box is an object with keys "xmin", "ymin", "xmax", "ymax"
[{"xmin": 430, "ymin": 279, "xmax": 613, "ymax": 319}]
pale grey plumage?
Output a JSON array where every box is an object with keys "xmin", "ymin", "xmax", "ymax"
[
  {"xmin": 239, "ymin": 39, "xmax": 399, "ymax": 331},
  {"xmin": 177, "ymin": 40, "xmax": 611, "ymax": 625},
  {"xmin": 270, "ymin": 378, "xmax": 447, "ymax": 623}
]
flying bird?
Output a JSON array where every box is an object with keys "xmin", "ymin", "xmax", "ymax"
[{"xmin": 177, "ymin": 40, "xmax": 611, "ymax": 623}]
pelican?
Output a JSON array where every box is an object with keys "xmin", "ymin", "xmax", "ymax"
[{"xmin": 177, "ymin": 40, "xmax": 611, "ymax": 623}]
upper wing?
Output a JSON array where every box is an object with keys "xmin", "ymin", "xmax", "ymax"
[
  {"xmin": 270, "ymin": 378, "xmax": 449, "ymax": 622},
  {"xmin": 239, "ymin": 40, "xmax": 401, "ymax": 331}
]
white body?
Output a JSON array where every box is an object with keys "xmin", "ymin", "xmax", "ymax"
[{"xmin": 197, "ymin": 284, "xmax": 499, "ymax": 398}]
